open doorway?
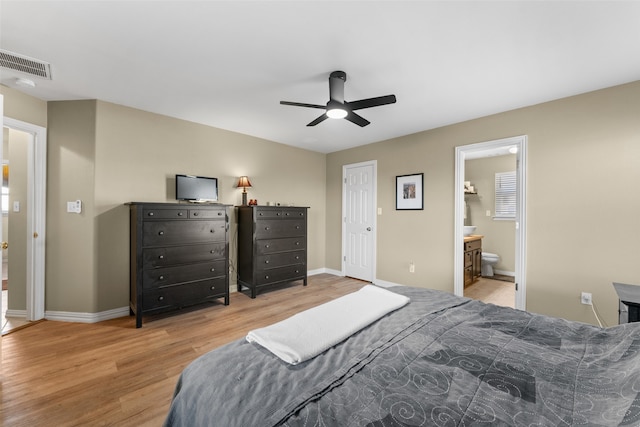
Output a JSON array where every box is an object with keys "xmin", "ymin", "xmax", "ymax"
[
  {"xmin": 1, "ymin": 116, "xmax": 47, "ymax": 334},
  {"xmin": 454, "ymin": 136, "xmax": 527, "ymax": 310}
]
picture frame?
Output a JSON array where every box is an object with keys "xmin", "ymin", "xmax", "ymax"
[{"xmin": 396, "ymin": 173, "xmax": 424, "ymax": 210}]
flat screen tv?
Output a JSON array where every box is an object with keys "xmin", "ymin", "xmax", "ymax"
[{"xmin": 175, "ymin": 174, "xmax": 218, "ymax": 202}]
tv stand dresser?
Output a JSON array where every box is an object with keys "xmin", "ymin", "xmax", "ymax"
[{"xmin": 128, "ymin": 202, "xmax": 230, "ymax": 328}]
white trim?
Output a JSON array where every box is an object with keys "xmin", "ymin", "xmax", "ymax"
[
  {"xmin": 46, "ymin": 307, "xmax": 130, "ymax": 323},
  {"xmin": 455, "ymin": 135, "xmax": 527, "ymax": 310},
  {"xmin": 494, "ymin": 269, "xmax": 516, "ymax": 277},
  {"xmin": 372, "ymin": 279, "xmax": 405, "ymax": 288},
  {"xmin": 3, "ymin": 117, "xmax": 47, "ymax": 321},
  {"xmin": 5, "ymin": 308, "xmax": 26, "ymax": 318},
  {"xmin": 341, "ymin": 160, "xmax": 377, "ymax": 282}
]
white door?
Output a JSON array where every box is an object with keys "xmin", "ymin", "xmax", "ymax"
[{"xmin": 343, "ymin": 161, "xmax": 376, "ymax": 282}]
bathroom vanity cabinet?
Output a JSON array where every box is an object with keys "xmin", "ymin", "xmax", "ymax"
[{"xmin": 464, "ymin": 235, "xmax": 482, "ymax": 288}]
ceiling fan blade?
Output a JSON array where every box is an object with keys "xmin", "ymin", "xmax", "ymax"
[
  {"xmin": 307, "ymin": 114, "xmax": 329, "ymax": 127},
  {"xmin": 280, "ymin": 101, "xmax": 326, "ymax": 109},
  {"xmin": 345, "ymin": 111, "xmax": 370, "ymax": 127},
  {"xmin": 347, "ymin": 94, "xmax": 397, "ymax": 111}
]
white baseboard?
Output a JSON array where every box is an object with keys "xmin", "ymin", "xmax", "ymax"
[
  {"xmin": 494, "ymin": 269, "xmax": 515, "ymax": 277},
  {"xmin": 373, "ymin": 279, "xmax": 405, "ymax": 288},
  {"xmin": 5, "ymin": 308, "xmax": 26, "ymax": 318},
  {"xmin": 46, "ymin": 306, "xmax": 130, "ymax": 323}
]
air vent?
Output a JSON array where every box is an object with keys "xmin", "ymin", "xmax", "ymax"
[{"xmin": 0, "ymin": 49, "xmax": 52, "ymax": 79}]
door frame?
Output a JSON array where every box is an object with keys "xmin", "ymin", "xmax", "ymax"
[
  {"xmin": 2, "ymin": 116, "xmax": 47, "ymax": 321},
  {"xmin": 454, "ymin": 135, "xmax": 527, "ymax": 310},
  {"xmin": 342, "ymin": 160, "xmax": 377, "ymax": 281}
]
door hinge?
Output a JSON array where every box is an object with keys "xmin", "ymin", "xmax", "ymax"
[
  {"xmin": 515, "ymin": 283, "xmax": 518, "ymax": 291},
  {"xmin": 343, "ymin": 255, "xmax": 346, "ymax": 261}
]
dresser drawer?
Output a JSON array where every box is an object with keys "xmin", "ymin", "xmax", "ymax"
[
  {"xmin": 143, "ymin": 220, "xmax": 226, "ymax": 246},
  {"xmin": 143, "ymin": 277, "xmax": 227, "ymax": 311},
  {"xmin": 143, "ymin": 207, "xmax": 189, "ymax": 219},
  {"xmin": 255, "ymin": 219, "xmax": 305, "ymax": 239},
  {"xmin": 189, "ymin": 208, "xmax": 226, "ymax": 219},
  {"xmin": 143, "ymin": 260, "xmax": 226, "ymax": 289},
  {"xmin": 255, "ymin": 265, "xmax": 306, "ymax": 286},
  {"xmin": 255, "ymin": 207, "xmax": 306, "ymax": 219},
  {"xmin": 464, "ymin": 240, "xmax": 481, "ymax": 251},
  {"xmin": 256, "ymin": 237, "xmax": 305, "ymax": 255},
  {"xmin": 143, "ymin": 242, "xmax": 226, "ymax": 268},
  {"xmin": 257, "ymin": 250, "xmax": 305, "ymax": 269},
  {"xmin": 464, "ymin": 251, "xmax": 473, "ymax": 267}
]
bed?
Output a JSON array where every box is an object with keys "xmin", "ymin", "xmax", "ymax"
[{"xmin": 164, "ymin": 285, "xmax": 640, "ymax": 426}]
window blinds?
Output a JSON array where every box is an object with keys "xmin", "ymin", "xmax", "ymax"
[{"xmin": 495, "ymin": 171, "xmax": 516, "ymax": 219}]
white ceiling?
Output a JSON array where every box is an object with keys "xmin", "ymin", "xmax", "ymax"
[{"xmin": 1, "ymin": 1, "xmax": 639, "ymax": 153}]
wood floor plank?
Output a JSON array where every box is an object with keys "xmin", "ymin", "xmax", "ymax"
[{"xmin": 1, "ymin": 274, "xmax": 367, "ymax": 426}]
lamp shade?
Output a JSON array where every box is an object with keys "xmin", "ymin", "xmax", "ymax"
[{"xmin": 237, "ymin": 176, "xmax": 252, "ymax": 188}]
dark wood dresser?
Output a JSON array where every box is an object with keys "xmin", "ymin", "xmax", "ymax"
[
  {"xmin": 128, "ymin": 202, "xmax": 230, "ymax": 327},
  {"xmin": 237, "ymin": 206, "xmax": 308, "ymax": 298}
]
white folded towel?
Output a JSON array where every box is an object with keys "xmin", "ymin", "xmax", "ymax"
[{"xmin": 246, "ymin": 285, "xmax": 410, "ymax": 365}]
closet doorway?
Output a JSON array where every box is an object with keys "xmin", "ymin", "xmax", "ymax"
[{"xmin": 454, "ymin": 136, "xmax": 527, "ymax": 310}]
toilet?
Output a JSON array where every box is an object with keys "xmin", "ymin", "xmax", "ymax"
[{"xmin": 481, "ymin": 252, "xmax": 500, "ymax": 277}]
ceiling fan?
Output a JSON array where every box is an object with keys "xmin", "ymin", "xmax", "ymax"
[{"xmin": 280, "ymin": 71, "xmax": 396, "ymax": 127}]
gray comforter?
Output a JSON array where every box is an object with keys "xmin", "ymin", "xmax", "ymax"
[{"xmin": 164, "ymin": 286, "xmax": 640, "ymax": 426}]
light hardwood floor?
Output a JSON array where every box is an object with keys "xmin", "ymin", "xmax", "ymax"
[
  {"xmin": 1, "ymin": 274, "xmax": 368, "ymax": 427},
  {"xmin": 464, "ymin": 276, "xmax": 516, "ymax": 308}
]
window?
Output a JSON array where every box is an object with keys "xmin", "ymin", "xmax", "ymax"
[{"xmin": 495, "ymin": 171, "xmax": 516, "ymax": 219}]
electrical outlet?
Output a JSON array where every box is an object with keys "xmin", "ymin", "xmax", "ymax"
[
  {"xmin": 581, "ymin": 292, "xmax": 592, "ymax": 305},
  {"xmin": 409, "ymin": 262, "xmax": 415, "ymax": 273}
]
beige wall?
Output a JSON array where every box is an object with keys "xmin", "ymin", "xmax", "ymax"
[
  {"xmin": 465, "ymin": 154, "xmax": 516, "ymax": 274},
  {"xmin": 70, "ymin": 100, "xmax": 325, "ymax": 312},
  {"xmin": 327, "ymin": 80, "xmax": 640, "ymax": 326},
  {"xmin": 0, "ymin": 85, "xmax": 47, "ymax": 127}
]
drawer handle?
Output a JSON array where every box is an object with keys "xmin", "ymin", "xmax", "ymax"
[
  {"xmin": 285, "ymin": 212, "xmax": 290, "ymax": 216},
  {"xmin": 295, "ymin": 270, "xmax": 300, "ymax": 273},
  {"xmin": 178, "ymin": 212, "xmax": 183, "ymax": 216},
  {"xmin": 210, "ymin": 229, "xmax": 215, "ymax": 233},
  {"xmin": 265, "ymin": 275, "xmax": 269, "ymax": 280},
  {"xmin": 295, "ymin": 225, "xmax": 300, "ymax": 229},
  {"xmin": 158, "ymin": 255, "xmax": 164, "ymax": 259},
  {"xmin": 295, "ymin": 256, "xmax": 300, "ymax": 260},
  {"xmin": 265, "ymin": 244, "xmax": 270, "ymax": 249},
  {"xmin": 277, "ymin": 213, "xmax": 281, "ymax": 216},
  {"xmin": 148, "ymin": 212, "xmax": 155, "ymax": 216},
  {"xmin": 193, "ymin": 212, "xmax": 199, "ymax": 216},
  {"xmin": 210, "ymin": 268, "xmax": 215, "ymax": 272},
  {"xmin": 299, "ymin": 213, "xmax": 304, "ymax": 216},
  {"xmin": 158, "ymin": 296, "xmax": 164, "ymax": 301},
  {"xmin": 259, "ymin": 212, "xmax": 264, "ymax": 216},
  {"xmin": 210, "ymin": 286, "xmax": 216, "ymax": 290},
  {"xmin": 159, "ymin": 275, "xmax": 164, "ymax": 280},
  {"xmin": 158, "ymin": 231, "xmax": 164, "ymax": 236},
  {"xmin": 295, "ymin": 241, "xmax": 300, "ymax": 246},
  {"xmin": 265, "ymin": 227, "xmax": 270, "ymax": 231},
  {"xmin": 218, "ymin": 212, "xmax": 222, "ymax": 216},
  {"xmin": 210, "ymin": 250, "xmax": 215, "ymax": 254},
  {"xmin": 265, "ymin": 260, "xmax": 270, "ymax": 264}
]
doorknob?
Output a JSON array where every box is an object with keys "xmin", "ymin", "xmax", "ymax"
[
  {"xmin": 366, "ymin": 227, "xmax": 372, "ymax": 231},
  {"xmin": 1, "ymin": 241, "xmax": 7, "ymax": 249}
]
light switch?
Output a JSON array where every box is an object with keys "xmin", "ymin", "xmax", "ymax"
[
  {"xmin": 13, "ymin": 201, "xmax": 20, "ymax": 212},
  {"xmin": 486, "ymin": 210, "xmax": 491, "ymax": 217},
  {"xmin": 377, "ymin": 207, "xmax": 382, "ymax": 215}
]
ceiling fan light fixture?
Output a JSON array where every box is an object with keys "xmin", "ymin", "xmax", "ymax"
[{"xmin": 326, "ymin": 108, "xmax": 348, "ymax": 119}]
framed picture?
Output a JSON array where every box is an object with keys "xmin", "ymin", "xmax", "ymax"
[{"xmin": 396, "ymin": 173, "xmax": 423, "ymax": 210}]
